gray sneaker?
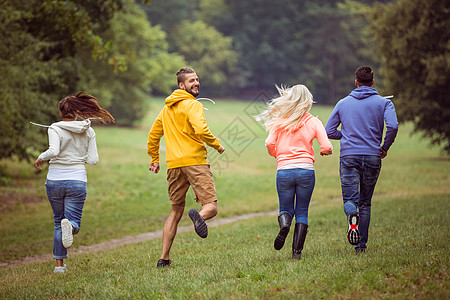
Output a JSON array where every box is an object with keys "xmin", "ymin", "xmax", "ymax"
[{"xmin": 61, "ymin": 219, "xmax": 73, "ymax": 248}]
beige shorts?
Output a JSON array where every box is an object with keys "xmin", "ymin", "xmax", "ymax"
[{"xmin": 167, "ymin": 164, "xmax": 217, "ymax": 206}]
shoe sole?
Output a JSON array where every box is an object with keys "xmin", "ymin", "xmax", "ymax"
[
  {"xmin": 189, "ymin": 209, "xmax": 208, "ymax": 238},
  {"xmin": 274, "ymin": 227, "xmax": 290, "ymax": 250},
  {"xmin": 61, "ymin": 219, "xmax": 73, "ymax": 248},
  {"xmin": 347, "ymin": 214, "xmax": 360, "ymax": 245}
]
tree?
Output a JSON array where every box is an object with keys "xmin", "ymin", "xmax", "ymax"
[
  {"xmin": 367, "ymin": 0, "xmax": 450, "ymax": 152},
  {"xmin": 203, "ymin": 0, "xmax": 379, "ymax": 102},
  {"xmin": 0, "ymin": 0, "xmax": 171, "ymax": 161},
  {"xmin": 0, "ymin": 0, "xmax": 123, "ymax": 161},
  {"xmin": 170, "ymin": 20, "xmax": 237, "ymax": 95},
  {"xmin": 299, "ymin": 1, "xmax": 378, "ymax": 103},
  {"xmin": 78, "ymin": 0, "xmax": 185, "ymax": 124},
  {"xmin": 210, "ymin": 0, "xmax": 306, "ymax": 92},
  {"xmin": 140, "ymin": 0, "xmax": 197, "ymax": 34}
]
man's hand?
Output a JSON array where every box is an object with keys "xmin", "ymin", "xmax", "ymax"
[
  {"xmin": 149, "ymin": 162, "xmax": 160, "ymax": 174},
  {"xmin": 380, "ymin": 147, "xmax": 388, "ymax": 159},
  {"xmin": 218, "ymin": 146, "xmax": 225, "ymax": 154},
  {"xmin": 34, "ymin": 158, "xmax": 42, "ymax": 171}
]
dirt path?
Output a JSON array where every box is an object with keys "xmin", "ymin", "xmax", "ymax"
[{"xmin": 0, "ymin": 210, "xmax": 278, "ymax": 267}]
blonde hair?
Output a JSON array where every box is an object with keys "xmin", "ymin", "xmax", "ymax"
[{"xmin": 256, "ymin": 84, "xmax": 314, "ymax": 131}]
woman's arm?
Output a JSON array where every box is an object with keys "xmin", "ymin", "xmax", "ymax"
[
  {"xmin": 265, "ymin": 128, "xmax": 279, "ymax": 157},
  {"xmin": 315, "ymin": 119, "xmax": 333, "ymax": 156},
  {"xmin": 38, "ymin": 127, "xmax": 60, "ymax": 161},
  {"xmin": 86, "ymin": 128, "xmax": 99, "ymax": 165}
]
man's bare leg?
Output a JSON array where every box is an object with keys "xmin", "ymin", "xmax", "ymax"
[
  {"xmin": 199, "ymin": 200, "xmax": 218, "ymax": 220},
  {"xmin": 160, "ymin": 203, "xmax": 185, "ymax": 260}
]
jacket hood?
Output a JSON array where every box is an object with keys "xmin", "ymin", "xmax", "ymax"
[
  {"xmin": 51, "ymin": 119, "xmax": 91, "ymax": 133},
  {"xmin": 165, "ymin": 89, "xmax": 196, "ymax": 107},
  {"xmin": 349, "ymin": 86, "xmax": 379, "ymax": 100}
]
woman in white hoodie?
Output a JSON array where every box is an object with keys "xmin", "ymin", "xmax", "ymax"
[{"xmin": 35, "ymin": 92, "xmax": 114, "ymax": 273}]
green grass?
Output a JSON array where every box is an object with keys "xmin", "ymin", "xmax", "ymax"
[
  {"xmin": 0, "ymin": 194, "xmax": 448, "ymax": 299},
  {"xmin": 0, "ymin": 98, "xmax": 449, "ymax": 298}
]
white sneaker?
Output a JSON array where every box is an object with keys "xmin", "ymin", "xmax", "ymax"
[
  {"xmin": 61, "ymin": 219, "xmax": 73, "ymax": 248},
  {"xmin": 54, "ymin": 264, "xmax": 67, "ymax": 273}
]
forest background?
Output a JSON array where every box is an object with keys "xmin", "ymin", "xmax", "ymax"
[{"xmin": 1, "ymin": 0, "xmax": 449, "ymax": 166}]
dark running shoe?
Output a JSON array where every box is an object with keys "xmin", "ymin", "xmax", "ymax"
[
  {"xmin": 189, "ymin": 209, "xmax": 208, "ymax": 238},
  {"xmin": 347, "ymin": 213, "xmax": 360, "ymax": 245},
  {"xmin": 157, "ymin": 259, "xmax": 171, "ymax": 268}
]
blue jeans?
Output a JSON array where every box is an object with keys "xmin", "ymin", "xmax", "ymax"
[
  {"xmin": 46, "ymin": 180, "xmax": 87, "ymax": 259},
  {"xmin": 340, "ymin": 156, "xmax": 381, "ymax": 249},
  {"xmin": 276, "ymin": 168, "xmax": 315, "ymax": 225}
]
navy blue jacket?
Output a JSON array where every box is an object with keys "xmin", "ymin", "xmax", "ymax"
[{"xmin": 325, "ymin": 86, "xmax": 398, "ymax": 157}]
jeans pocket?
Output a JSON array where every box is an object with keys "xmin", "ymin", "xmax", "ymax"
[
  {"xmin": 277, "ymin": 175, "xmax": 292, "ymax": 191},
  {"xmin": 363, "ymin": 165, "xmax": 381, "ymax": 185},
  {"xmin": 298, "ymin": 171, "xmax": 315, "ymax": 188},
  {"xmin": 67, "ymin": 184, "xmax": 87, "ymax": 200},
  {"xmin": 363, "ymin": 157, "xmax": 381, "ymax": 185},
  {"xmin": 340, "ymin": 164, "xmax": 359, "ymax": 186}
]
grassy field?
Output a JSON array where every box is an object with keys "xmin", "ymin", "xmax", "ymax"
[{"xmin": 0, "ymin": 97, "xmax": 449, "ymax": 298}]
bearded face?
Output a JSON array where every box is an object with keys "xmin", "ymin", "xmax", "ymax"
[{"xmin": 180, "ymin": 72, "xmax": 200, "ymax": 97}]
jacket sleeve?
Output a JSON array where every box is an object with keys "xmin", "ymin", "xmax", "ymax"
[
  {"xmin": 325, "ymin": 104, "xmax": 343, "ymax": 140},
  {"xmin": 188, "ymin": 101, "xmax": 221, "ymax": 150},
  {"xmin": 86, "ymin": 128, "xmax": 99, "ymax": 165},
  {"xmin": 38, "ymin": 127, "xmax": 60, "ymax": 161},
  {"xmin": 314, "ymin": 118, "xmax": 333, "ymax": 153},
  {"xmin": 265, "ymin": 128, "xmax": 278, "ymax": 157},
  {"xmin": 147, "ymin": 111, "xmax": 164, "ymax": 163},
  {"xmin": 382, "ymin": 100, "xmax": 399, "ymax": 151}
]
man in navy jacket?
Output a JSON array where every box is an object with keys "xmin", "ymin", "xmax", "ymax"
[{"xmin": 326, "ymin": 66, "xmax": 398, "ymax": 253}]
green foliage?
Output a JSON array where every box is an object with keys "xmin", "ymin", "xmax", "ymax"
[
  {"xmin": 203, "ymin": 0, "xmax": 379, "ymax": 102},
  {"xmin": 209, "ymin": 0, "xmax": 306, "ymax": 91},
  {"xmin": 78, "ymin": 0, "xmax": 185, "ymax": 125},
  {"xmin": 299, "ymin": 1, "xmax": 378, "ymax": 103},
  {"xmin": 199, "ymin": 0, "xmax": 229, "ymax": 26},
  {"xmin": 367, "ymin": 0, "xmax": 450, "ymax": 152},
  {"xmin": 0, "ymin": 0, "xmax": 125, "ymax": 160},
  {"xmin": 0, "ymin": 0, "xmax": 183, "ymax": 159},
  {"xmin": 140, "ymin": 0, "xmax": 197, "ymax": 33},
  {"xmin": 170, "ymin": 20, "xmax": 237, "ymax": 95},
  {"xmin": 142, "ymin": 0, "xmax": 385, "ymax": 102},
  {"xmin": 0, "ymin": 0, "xmax": 73, "ymax": 160}
]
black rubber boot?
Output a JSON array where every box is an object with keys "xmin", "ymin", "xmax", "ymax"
[
  {"xmin": 292, "ymin": 222, "xmax": 308, "ymax": 259},
  {"xmin": 274, "ymin": 213, "xmax": 292, "ymax": 250}
]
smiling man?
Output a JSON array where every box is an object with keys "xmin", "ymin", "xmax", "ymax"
[{"xmin": 147, "ymin": 67, "xmax": 225, "ymax": 268}]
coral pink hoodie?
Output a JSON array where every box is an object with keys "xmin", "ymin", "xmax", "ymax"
[{"xmin": 265, "ymin": 113, "xmax": 332, "ymax": 169}]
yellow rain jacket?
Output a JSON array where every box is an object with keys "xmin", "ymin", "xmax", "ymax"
[{"xmin": 147, "ymin": 89, "xmax": 221, "ymax": 169}]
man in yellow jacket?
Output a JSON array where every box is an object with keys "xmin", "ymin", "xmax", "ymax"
[{"xmin": 147, "ymin": 67, "xmax": 225, "ymax": 268}]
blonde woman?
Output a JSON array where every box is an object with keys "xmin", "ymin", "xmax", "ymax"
[
  {"xmin": 257, "ymin": 85, "xmax": 333, "ymax": 259},
  {"xmin": 35, "ymin": 92, "xmax": 114, "ymax": 273}
]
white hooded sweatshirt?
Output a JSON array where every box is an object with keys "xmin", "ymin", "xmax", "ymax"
[{"xmin": 38, "ymin": 120, "xmax": 98, "ymax": 182}]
